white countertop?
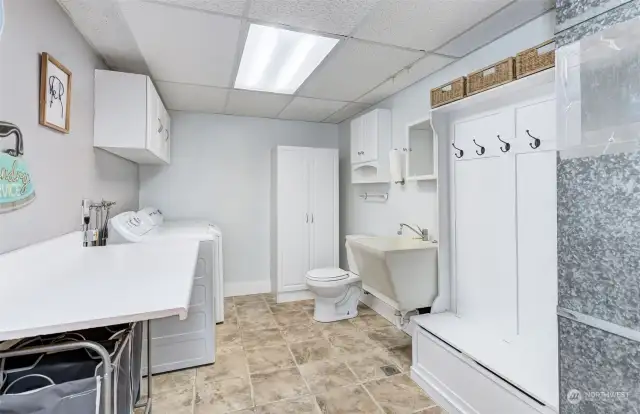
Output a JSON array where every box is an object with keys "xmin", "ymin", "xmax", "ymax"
[{"xmin": 0, "ymin": 232, "xmax": 200, "ymax": 341}]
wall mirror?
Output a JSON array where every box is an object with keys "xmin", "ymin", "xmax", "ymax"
[{"xmin": 407, "ymin": 118, "xmax": 436, "ymax": 180}]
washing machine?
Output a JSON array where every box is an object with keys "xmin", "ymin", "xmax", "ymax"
[{"xmin": 109, "ymin": 208, "xmax": 224, "ymax": 374}]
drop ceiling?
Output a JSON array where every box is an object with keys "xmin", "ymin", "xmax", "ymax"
[{"xmin": 57, "ymin": 0, "xmax": 554, "ymax": 124}]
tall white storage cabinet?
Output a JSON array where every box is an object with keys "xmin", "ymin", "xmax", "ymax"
[
  {"xmin": 271, "ymin": 147, "xmax": 339, "ymax": 302},
  {"xmin": 94, "ymin": 70, "xmax": 171, "ymax": 164}
]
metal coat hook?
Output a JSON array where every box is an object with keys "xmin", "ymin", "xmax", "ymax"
[
  {"xmin": 473, "ymin": 139, "xmax": 485, "ymax": 156},
  {"xmin": 526, "ymin": 129, "xmax": 541, "ymax": 149},
  {"xmin": 452, "ymin": 142, "xmax": 464, "ymax": 159},
  {"xmin": 497, "ymin": 134, "xmax": 510, "ymax": 153}
]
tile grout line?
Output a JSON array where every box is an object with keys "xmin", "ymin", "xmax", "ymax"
[{"xmin": 224, "ymin": 296, "xmax": 433, "ymax": 413}]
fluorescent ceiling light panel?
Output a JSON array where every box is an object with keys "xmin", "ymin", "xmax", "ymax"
[{"xmin": 235, "ymin": 24, "xmax": 339, "ymax": 94}]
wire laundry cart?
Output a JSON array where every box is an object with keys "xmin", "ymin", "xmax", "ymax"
[{"xmin": 0, "ymin": 322, "xmax": 146, "ymax": 414}]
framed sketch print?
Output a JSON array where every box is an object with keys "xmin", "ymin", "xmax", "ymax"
[{"xmin": 39, "ymin": 53, "xmax": 72, "ymax": 133}]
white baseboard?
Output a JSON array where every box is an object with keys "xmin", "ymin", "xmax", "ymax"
[
  {"xmin": 360, "ymin": 290, "xmax": 414, "ymax": 336},
  {"xmin": 224, "ymin": 280, "xmax": 272, "ymax": 297},
  {"xmin": 277, "ymin": 289, "xmax": 314, "ymax": 303}
]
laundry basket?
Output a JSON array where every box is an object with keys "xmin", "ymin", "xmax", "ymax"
[{"xmin": 0, "ymin": 324, "xmax": 139, "ymax": 414}]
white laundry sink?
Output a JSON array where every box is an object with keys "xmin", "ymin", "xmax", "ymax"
[
  {"xmin": 348, "ymin": 237, "xmax": 438, "ymax": 312},
  {"xmin": 352, "ymin": 236, "xmax": 438, "ymax": 253}
]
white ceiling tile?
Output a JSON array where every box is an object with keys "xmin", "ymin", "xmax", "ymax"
[
  {"xmin": 58, "ymin": 0, "xmax": 149, "ymax": 74},
  {"xmin": 354, "ymin": 0, "xmax": 512, "ymax": 51},
  {"xmin": 155, "ymin": 81, "xmax": 229, "ymax": 113},
  {"xmin": 436, "ymin": 0, "xmax": 555, "ymax": 57},
  {"xmin": 225, "ymin": 90, "xmax": 292, "ymax": 118},
  {"xmin": 145, "ymin": 0, "xmax": 248, "ymax": 16},
  {"xmin": 120, "ymin": 1, "xmax": 241, "ymax": 87},
  {"xmin": 279, "ymin": 97, "xmax": 347, "ymax": 122},
  {"xmin": 323, "ymin": 102, "xmax": 372, "ymax": 123},
  {"xmin": 299, "ymin": 40, "xmax": 422, "ymax": 102},
  {"xmin": 249, "ymin": 0, "xmax": 381, "ymax": 35},
  {"xmin": 357, "ymin": 54, "xmax": 454, "ymax": 104}
]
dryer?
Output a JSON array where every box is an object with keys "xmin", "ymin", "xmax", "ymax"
[{"xmin": 109, "ymin": 208, "xmax": 224, "ymax": 374}]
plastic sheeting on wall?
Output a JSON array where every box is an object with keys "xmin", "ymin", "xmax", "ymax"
[
  {"xmin": 0, "ymin": 0, "xmax": 4, "ymax": 42},
  {"xmin": 556, "ymin": 16, "xmax": 640, "ymax": 159}
]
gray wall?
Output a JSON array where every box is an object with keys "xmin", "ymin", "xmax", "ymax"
[
  {"xmin": 139, "ymin": 112, "xmax": 339, "ymax": 296},
  {"xmin": 0, "ymin": 0, "xmax": 139, "ymax": 254}
]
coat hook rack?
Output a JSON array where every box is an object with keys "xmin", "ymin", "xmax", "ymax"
[
  {"xmin": 452, "ymin": 141, "xmax": 464, "ymax": 158},
  {"xmin": 359, "ymin": 192, "xmax": 388, "ymax": 201},
  {"xmin": 473, "ymin": 139, "xmax": 485, "ymax": 156},
  {"xmin": 497, "ymin": 134, "xmax": 510, "ymax": 153},
  {"xmin": 526, "ymin": 129, "xmax": 541, "ymax": 149}
]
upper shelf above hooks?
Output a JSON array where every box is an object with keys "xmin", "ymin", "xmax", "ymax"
[{"xmin": 431, "ymin": 69, "xmax": 554, "ymax": 116}]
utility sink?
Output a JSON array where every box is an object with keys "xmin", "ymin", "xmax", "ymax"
[
  {"xmin": 353, "ymin": 236, "xmax": 438, "ymax": 253},
  {"xmin": 348, "ymin": 236, "xmax": 438, "ymax": 312}
]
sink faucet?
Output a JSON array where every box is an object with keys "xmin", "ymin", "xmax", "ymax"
[{"xmin": 397, "ymin": 223, "xmax": 429, "ymax": 241}]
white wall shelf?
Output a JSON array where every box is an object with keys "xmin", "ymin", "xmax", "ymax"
[{"xmin": 431, "ymin": 69, "xmax": 554, "ymax": 116}]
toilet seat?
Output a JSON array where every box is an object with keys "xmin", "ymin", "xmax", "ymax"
[{"xmin": 306, "ymin": 268, "xmax": 349, "ymax": 282}]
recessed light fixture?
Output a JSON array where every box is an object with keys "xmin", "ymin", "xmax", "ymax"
[{"xmin": 235, "ymin": 24, "xmax": 339, "ymax": 95}]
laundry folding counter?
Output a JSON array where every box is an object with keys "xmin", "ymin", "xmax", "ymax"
[{"xmin": 0, "ymin": 232, "xmax": 199, "ymax": 414}]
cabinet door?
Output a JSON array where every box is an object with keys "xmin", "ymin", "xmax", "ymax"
[
  {"xmin": 360, "ymin": 111, "xmax": 379, "ymax": 162},
  {"xmin": 350, "ymin": 117, "xmax": 363, "ymax": 163},
  {"xmin": 310, "ymin": 149, "xmax": 338, "ymax": 270},
  {"xmin": 146, "ymin": 80, "xmax": 164, "ymax": 158},
  {"xmin": 278, "ymin": 148, "xmax": 311, "ymax": 290},
  {"xmin": 454, "ymin": 155, "xmax": 518, "ymax": 340},
  {"xmin": 515, "ymin": 98, "xmax": 556, "ymax": 153}
]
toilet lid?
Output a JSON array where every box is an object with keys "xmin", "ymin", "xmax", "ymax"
[{"xmin": 306, "ymin": 268, "xmax": 349, "ymax": 282}]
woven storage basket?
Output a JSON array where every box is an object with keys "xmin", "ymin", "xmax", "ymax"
[
  {"xmin": 516, "ymin": 40, "xmax": 555, "ymax": 78},
  {"xmin": 467, "ymin": 57, "xmax": 515, "ymax": 96},
  {"xmin": 431, "ymin": 77, "xmax": 466, "ymax": 108}
]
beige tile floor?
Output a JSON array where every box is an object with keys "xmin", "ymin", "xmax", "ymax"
[{"xmin": 137, "ymin": 294, "xmax": 447, "ymax": 414}]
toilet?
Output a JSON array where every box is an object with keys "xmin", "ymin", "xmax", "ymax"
[{"xmin": 305, "ymin": 235, "xmax": 365, "ymax": 323}]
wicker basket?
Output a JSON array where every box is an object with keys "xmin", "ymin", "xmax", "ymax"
[
  {"xmin": 516, "ymin": 40, "xmax": 555, "ymax": 78},
  {"xmin": 431, "ymin": 77, "xmax": 466, "ymax": 108},
  {"xmin": 466, "ymin": 58, "xmax": 515, "ymax": 96}
]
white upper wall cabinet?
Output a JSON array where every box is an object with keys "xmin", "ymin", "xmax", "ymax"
[
  {"xmin": 94, "ymin": 70, "xmax": 171, "ymax": 164},
  {"xmin": 350, "ymin": 108, "xmax": 391, "ymax": 184}
]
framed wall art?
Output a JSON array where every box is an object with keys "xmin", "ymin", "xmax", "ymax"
[{"xmin": 39, "ymin": 53, "xmax": 72, "ymax": 133}]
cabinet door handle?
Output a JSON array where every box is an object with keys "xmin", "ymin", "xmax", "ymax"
[
  {"xmin": 158, "ymin": 118, "xmax": 164, "ymax": 133},
  {"xmin": 306, "ymin": 213, "xmax": 309, "ymax": 223},
  {"xmin": 311, "ymin": 214, "xmax": 314, "ymax": 224},
  {"xmin": 165, "ymin": 130, "xmax": 170, "ymax": 141}
]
